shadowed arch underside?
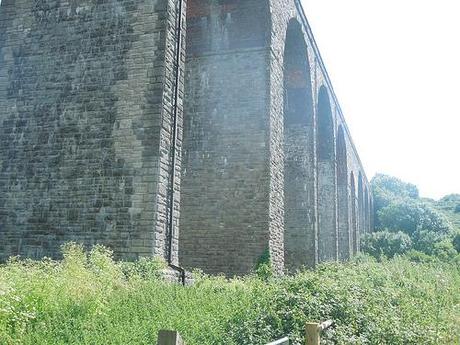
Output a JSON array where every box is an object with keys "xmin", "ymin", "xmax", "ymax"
[
  {"xmin": 283, "ymin": 18, "xmax": 316, "ymax": 271},
  {"xmin": 180, "ymin": 0, "xmax": 274, "ymax": 276},
  {"xmin": 337, "ymin": 125, "xmax": 350, "ymax": 260},
  {"xmin": 350, "ymin": 172, "xmax": 358, "ymax": 254},
  {"xmin": 364, "ymin": 186, "xmax": 370, "ymax": 234},
  {"xmin": 357, "ymin": 172, "xmax": 364, "ymax": 251},
  {"xmin": 317, "ymin": 86, "xmax": 338, "ymax": 262}
]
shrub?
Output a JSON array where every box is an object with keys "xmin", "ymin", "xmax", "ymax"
[
  {"xmin": 121, "ymin": 256, "xmax": 166, "ymax": 280},
  {"xmin": 452, "ymin": 232, "xmax": 460, "ymax": 253},
  {"xmin": 371, "ymin": 174, "xmax": 419, "ymax": 230},
  {"xmin": 412, "ymin": 229, "xmax": 448, "ymax": 255},
  {"xmin": 377, "ymin": 200, "xmax": 452, "ymax": 236},
  {"xmin": 371, "ymin": 174, "xmax": 419, "ymax": 200},
  {"xmin": 404, "ymin": 249, "xmax": 435, "ymax": 263},
  {"xmin": 455, "ymin": 204, "xmax": 460, "ymax": 213},
  {"xmin": 432, "ymin": 241, "xmax": 458, "ymax": 262},
  {"xmin": 361, "ymin": 231, "xmax": 412, "ymax": 258},
  {"xmin": 1, "ymin": 245, "xmax": 459, "ymax": 345},
  {"xmin": 254, "ymin": 249, "xmax": 274, "ymax": 280}
]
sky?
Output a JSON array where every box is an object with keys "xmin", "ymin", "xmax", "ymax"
[{"xmin": 301, "ymin": 0, "xmax": 460, "ymax": 200}]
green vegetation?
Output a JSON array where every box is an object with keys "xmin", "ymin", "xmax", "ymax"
[
  {"xmin": 434, "ymin": 194, "xmax": 460, "ymax": 230},
  {"xmin": 364, "ymin": 174, "xmax": 459, "ymax": 261},
  {"xmin": 0, "ymin": 244, "xmax": 459, "ymax": 345},
  {"xmin": 361, "ymin": 230, "xmax": 412, "ymax": 258},
  {"xmin": 1, "ymin": 175, "xmax": 459, "ymax": 344}
]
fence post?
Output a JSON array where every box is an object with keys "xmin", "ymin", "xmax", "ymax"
[
  {"xmin": 305, "ymin": 323, "xmax": 320, "ymax": 345},
  {"xmin": 157, "ymin": 330, "xmax": 185, "ymax": 345},
  {"xmin": 305, "ymin": 320, "xmax": 334, "ymax": 345}
]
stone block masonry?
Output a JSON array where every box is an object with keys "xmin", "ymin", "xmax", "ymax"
[
  {"xmin": 0, "ymin": 0, "xmax": 372, "ymax": 276},
  {"xmin": 179, "ymin": 0, "xmax": 373, "ymax": 275},
  {"xmin": 0, "ymin": 0, "xmax": 186, "ymax": 263}
]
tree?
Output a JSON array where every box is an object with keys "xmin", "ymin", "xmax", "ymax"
[
  {"xmin": 367, "ymin": 174, "xmax": 455, "ymax": 259},
  {"xmin": 371, "ymin": 174, "xmax": 419, "ymax": 200},
  {"xmin": 361, "ymin": 231, "xmax": 412, "ymax": 258},
  {"xmin": 377, "ymin": 199, "xmax": 452, "ymax": 236},
  {"xmin": 455, "ymin": 204, "xmax": 460, "ymax": 214},
  {"xmin": 371, "ymin": 174, "xmax": 419, "ymax": 229},
  {"xmin": 453, "ymin": 233, "xmax": 460, "ymax": 253}
]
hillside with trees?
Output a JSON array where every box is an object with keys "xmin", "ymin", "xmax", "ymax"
[{"xmin": 363, "ymin": 174, "xmax": 460, "ymax": 261}]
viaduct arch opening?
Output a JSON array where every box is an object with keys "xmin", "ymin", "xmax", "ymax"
[
  {"xmin": 336, "ymin": 125, "xmax": 349, "ymax": 260},
  {"xmin": 350, "ymin": 172, "xmax": 358, "ymax": 254},
  {"xmin": 364, "ymin": 186, "xmax": 370, "ymax": 234},
  {"xmin": 317, "ymin": 86, "xmax": 337, "ymax": 262},
  {"xmin": 180, "ymin": 0, "xmax": 273, "ymax": 275},
  {"xmin": 357, "ymin": 172, "xmax": 364, "ymax": 251},
  {"xmin": 283, "ymin": 19, "xmax": 316, "ymax": 270}
]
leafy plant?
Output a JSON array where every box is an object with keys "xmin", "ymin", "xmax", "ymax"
[
  {"xmin": 1, "ymin": 244, "xmax": 459, "ymax": 345},
  {"xmin": 452, "ymin": 232, "xmax": 460, "ymax": 253},
  {"xmin": 361, "ymin": 231, "xmax": 412, "ymax": 258},
  {"xmin": 369, "ymin": 174, "xmax": 455, "ymax": 259},
  {"xmin": 255, "ymin": 249, "xmax": 274, "ymax": 281},
  {"xmin": 377, "ymin": 199, "xmax": 451, "ymax": 236},
  {"xmin": 455, "ymin": 204, "xmax": 460, "ymax": 213}
]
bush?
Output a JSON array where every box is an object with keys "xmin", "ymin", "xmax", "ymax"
[
  {"xmin": 371, "ymin": 174, "xmax": 419, "ymax": 200},
  {"xmin": 0, "ymin": 245, "xmax": 459, "ymax": 345},
  {"xmin": 404, "ymin": 250, "xmax": 435, "ymax": 263},
  {"xmin": 455, "ymin": 204, "xmax": 460, "ymax": 213},
  {"xmin": 377, "ymin": 199, "xmax": 452, "ymax": 236},
  {"xmin": 371, "ymin": 174, "xmax": 419, "ymax": 229},
  {"xmin": 452, "ymin": 232, "xmax": 460, "ymax": 253},
  {"xmin": 361, "ymin": 231, "xmax": 412, "ymax": 258},
  {"xmin": 412, "ymin": 229, "xmax": 448, "ymax": 255},
  {"xmin": 254, "ymin": 249, "xmax": 274, "ymax": 280},
  {"xmin": 432, "ymin": 241, "xmax": 458, "ymax": 262},
  {"xmin": 121, "ymin": 256, "xmax": 166, "ymax": 280}
]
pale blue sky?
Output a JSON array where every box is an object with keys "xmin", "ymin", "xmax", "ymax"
[{"xmin": 302, "ymin": 0, "xmax": 460, "ymax": 199}]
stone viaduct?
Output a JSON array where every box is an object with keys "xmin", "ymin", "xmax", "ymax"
[{"xmin": 0, "ymin": 0, "xmax": 372, "ymax": 276}]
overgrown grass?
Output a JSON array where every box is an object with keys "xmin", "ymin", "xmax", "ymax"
[{"xmin": 0, "ymin": 244, "xmax": 459, "ymax": 345}]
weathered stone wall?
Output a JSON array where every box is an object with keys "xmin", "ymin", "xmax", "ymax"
[
  {"xmin": 0, "ymin": 0, "xmax": 186, "ymax": 262},
  {"xmin": 283, "ymin": 19, "xmax": 316, "ymax": 271},
  {"xmin": 316, "ymin": 86, "xmax": 338, "ymax": 262},
  {"xmin": 180, "ymin": 0, "xmax": 372, "ymax": 276},
  {"xmin": 180, "ymin": 0, "xmax": 275, "ymax": 276},
  {"xmin": 337, "ymin": 126, "xmax": 350, "ymax": 260},
  {"xmin": 0, "ymin": 0, "xmax": 372, "ymax": 275}
]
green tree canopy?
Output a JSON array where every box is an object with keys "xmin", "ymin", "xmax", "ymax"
[{"xmin": 366, "ymin": 174, "xmax": 457, "ymax": 259}]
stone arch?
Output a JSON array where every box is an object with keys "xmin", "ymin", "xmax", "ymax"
[
  {"xmin": 186, "ymin": 0, "xmax": 270, "ymax": 55},
  {"xmin": 283, "ymin": 18, "xmax": 316, "ymax": 271},
  {"xmin": 357, "ymin": 172, "xmax": 364, "ymax": 252},
  {"xmin": 317, "ymin": 86, "xmax": 337, "ymax": 262},
  {"xmin": 350, "ymin": 172, "xmax": 358, "ymax": 254},
  {"xmin": 364, "ymin": 185, "xmax": 370, "ymax": 234},
  {"xmin": 180, "ymin": 0, "xmax": 275, "ymax": 275},
  {"xmin": 336, "ymin": 125, "xmax": 349, "ymax": 260},
  {"xmin": 317, "ymin": 87, "xmax": 335, "ymax": 161}
]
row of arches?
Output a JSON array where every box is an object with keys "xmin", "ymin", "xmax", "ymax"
[{"xmin": 282, "ymin": 19, "xmax": 372, "ymax": 270}]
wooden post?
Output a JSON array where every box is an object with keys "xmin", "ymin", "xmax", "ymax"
[
  {"xmin": 157, "ymin": 330, "xmax": 185, "ymax": 345},
  {"xmin": 305, "ymin": 320, "xmax": 334, "ymax": 345},
  {"xmin": 305, "ymin": 323, "xmax": 320, "ymax": 345}
]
